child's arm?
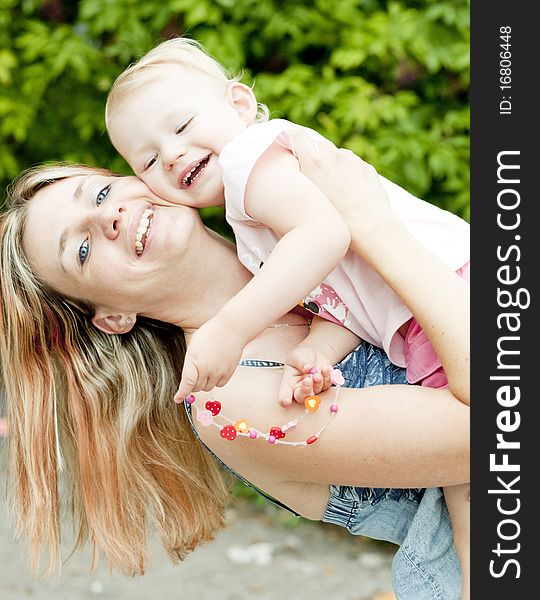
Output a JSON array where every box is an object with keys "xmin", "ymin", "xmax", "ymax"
[
  {"xmin": 278, "ymin": 317, "xmax": 361, "ymax": 407},
  {"xmin": 175, "ymin": 143, "xmax": 351, "ymax": 401}
]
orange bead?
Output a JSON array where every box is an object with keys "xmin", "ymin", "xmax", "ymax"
[
  {"xmin": 304, "ymin": 395, "xmax": 321, "ymax": 413},
  {"xmin": 234, "ymin": 419, "xmax": 250, "ymax": 433}
]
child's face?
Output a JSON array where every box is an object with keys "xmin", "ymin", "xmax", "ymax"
[{"xmin": 108, "ymin": 67, "xmax": 255, "ymax": 208}]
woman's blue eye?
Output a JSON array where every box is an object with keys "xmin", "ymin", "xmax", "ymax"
[
  {"xmin": 96, "ymin": 184, "xmax": 111, "ymax": 206},
  {"xmin": 78, "ymin": 240, "xmax": 90, "ymax": 265}
]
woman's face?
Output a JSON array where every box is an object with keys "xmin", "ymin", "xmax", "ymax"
[{"xmin": 23, "ymin": 173, "xmax": 200, "ymax": 319}]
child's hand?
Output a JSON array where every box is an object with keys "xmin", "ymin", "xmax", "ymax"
[
  {"xmin": 278, "ymin": 346, "xmax": 333, "ymax": 408},
  {"xmin": 174, "ymin": 318, "xmax": 246, "ymax": 402}
]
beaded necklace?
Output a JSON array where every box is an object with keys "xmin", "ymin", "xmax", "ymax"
[{"xmin": 185, "ymin": 368, "xmax": 345, "ymax": 447}]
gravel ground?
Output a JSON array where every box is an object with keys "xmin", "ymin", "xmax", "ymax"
[{"xmin": 0, "ymin": 440, "xmax": 397, "ymax": 600}]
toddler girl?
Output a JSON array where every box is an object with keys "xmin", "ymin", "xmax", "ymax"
[{"xmin": 105, "ymin": 38, "xmax": 469, "ymax": 404}]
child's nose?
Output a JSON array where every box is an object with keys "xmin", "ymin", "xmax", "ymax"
[{"xmin": 163, "ymin": 143, "xmax": 186, "ymax": 170}]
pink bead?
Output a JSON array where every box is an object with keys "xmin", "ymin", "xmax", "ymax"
[
  {"xmin": 309, "ymin": 367, "xmax": 319, "ymax": 375},
  {"xmin": 249, "ymin": 430, "xmax": 258, "ymax": 439},
  {"xmin": 330, "ymin": 404, "xmax": 339, "ymax": 413},
  {"xmin": 268, "ymin": 435, "xmax": 276, "ymax": 444},
  {"xmin": 196, "ymin": 409, "xmax": 213, "ymax": 427},
  {"xmin": 331, "ymin": 369, "xmax": 345, "ymax": 386},
  {"xmin": 186, "ymin": 394, "xmax": 196, "ymax": 404}
]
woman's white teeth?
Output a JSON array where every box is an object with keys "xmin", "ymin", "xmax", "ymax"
[
  {"xmin": 135, "ymin": 209, "xmax": 153, "ymax": 256},
  {"xmin": 137, "ymin": 220, "xmax": 149, "ymax": 233}
]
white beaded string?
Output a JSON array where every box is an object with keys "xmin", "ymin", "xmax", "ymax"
[{"xmin": 187, "ymin": 370, "xmax": 343, "ymax": 447}]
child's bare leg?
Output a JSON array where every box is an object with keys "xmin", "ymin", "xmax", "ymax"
[{"xmin": 444, "ymin": 484, "xmax": 470, "ymax": 600}]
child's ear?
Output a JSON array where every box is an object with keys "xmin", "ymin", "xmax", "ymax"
[
  {"xmin": 227, "ymin": 82, "xmax": 258, "ymax": 122},
  {"xmin": 92, "ymin": 311, "xmax": 137, "ymax": 335}
]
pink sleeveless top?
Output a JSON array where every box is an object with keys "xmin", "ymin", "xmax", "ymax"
[{"xmin": 219, "ymin": 119, "xmax": 470, "ymax": 368}]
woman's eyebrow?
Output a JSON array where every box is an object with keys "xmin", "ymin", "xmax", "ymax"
[
  {"xmin": 57, "ymin": 176, "xmax": 92, "ymax": 271},
  {"xmin": 73, "ymin": 175, "xmax": 90, "ymax": 201},
  {"xmin": 58, "ymin": 232, "xmax": 68, "ymax": 273}
]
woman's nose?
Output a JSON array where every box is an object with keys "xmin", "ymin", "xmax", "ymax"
[{"xmin": 95, "ymin": 204, "xmax": 125, "ymax": 240}]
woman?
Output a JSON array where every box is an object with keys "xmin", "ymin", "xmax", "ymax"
[{"xmin": 0, "ymin": 136, "xmax": 469, "ymax": 598}]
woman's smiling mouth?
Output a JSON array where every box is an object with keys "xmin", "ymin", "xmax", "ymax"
[{"xmin": 135, "ymin": 208, "xmax": 154, "ymax": 256}]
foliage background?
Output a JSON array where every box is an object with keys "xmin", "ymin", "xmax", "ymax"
[{"xmin": 1, "ymin": 0, "xmax": 469, "ymax": 235}]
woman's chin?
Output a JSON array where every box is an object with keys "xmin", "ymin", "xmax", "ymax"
[{"xmin": 141, "ymin": 204, "xmax": 200, "ymax": 263}]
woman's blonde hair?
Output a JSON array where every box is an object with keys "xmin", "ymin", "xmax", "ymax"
[
  {"xmin": 0, "ymin": 164, "xmax": 230, "ymax": 576},
  {"xmin": 106, "ymin": 37, "xmax": 269, "ymax": 126}
]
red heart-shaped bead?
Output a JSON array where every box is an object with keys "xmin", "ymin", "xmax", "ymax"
[
  {"xmin": 220, "ymin": 425, "xmax": 237, "ymax": 441},
  {"xmin": 205, "ymin": 400, "xmax": 222, "ymax": 416},
  {"xmin": 269, "ymin": 426, "xmax": 286, "ymax": 440}
]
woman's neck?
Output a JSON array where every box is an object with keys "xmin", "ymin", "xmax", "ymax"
[{"xmin": 149, "ymin": 226, "xmax": 253, "ymax": 330}]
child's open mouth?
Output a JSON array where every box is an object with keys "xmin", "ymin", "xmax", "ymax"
[{"xmin": 179, "ymin": 155, "xmax": 211, "ymax": 188}]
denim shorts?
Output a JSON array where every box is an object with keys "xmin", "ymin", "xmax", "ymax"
[
  {"xmin": 322, "ymin": 344, "xmax": 461, "ymax": 599},
  {"xmin": 185, "ymin": 342, "xmax": 461, "ymax": 599}
]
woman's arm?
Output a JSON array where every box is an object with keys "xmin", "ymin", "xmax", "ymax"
[
  {"xmin": 291, "ymin": 133, "xmax": 470, "ymax": 405},
  {"xmin": 355, "ymin": 216, "xmax": 470, "ymax": 404},
  {"xmin": 195, "ymin": 367, "xmax": 469, "ymax": 489}
]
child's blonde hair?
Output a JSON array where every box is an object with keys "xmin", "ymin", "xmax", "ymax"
[
  {"xmin": 106, "ymin": 37, "xmax": 269, "ymax": 125},
  {"xmin": 0, "ymin": 164, "xmax": 230, "ymax": 576}
]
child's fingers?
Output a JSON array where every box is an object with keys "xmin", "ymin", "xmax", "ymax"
[
  {"xmin": 321, "ymin": 365, "xmax": 332, "ymax": 376},
  {"xmin": 278, "ymin": 377, "xmax": 294, "ymax": 408},
  {"xmin": 200, "ymin": 377, "xmax": 213, "ymax": 392},
  {"xmin": 320, "ymin": 365, "xmax": 333, "ymax": 390},
  {"xmin": 308, "ymin": 370, "xmax": 322, "ymax": 394},
  {"xmin": 311, "ymin": 380, "xmax": 323, "ymax": 395},
  {"xmin": 174, "ymin": 360, "xmax": 200, "ymax": 402},
  {"xmin": 312, "ymin": 370, "xmax": 323, "ymax": 385},
  {"xmin": 215, "ymin": 375, "xmax": 229, "ymax": 388},
  {"xmin": 293, "ymin": 376, "xmax": 314, "ymax": 402},
  {"xmin": 215, "ymin": 366, "xmax": 236, "ymax": 389},
  {"xmin": 280, "ymin": 398, "xmax": 293, "ymax": 408}
]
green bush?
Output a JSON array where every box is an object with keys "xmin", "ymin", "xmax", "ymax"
[{"xmin": 1, "ymin": 0, "xmax": 469, "ymax": 231}]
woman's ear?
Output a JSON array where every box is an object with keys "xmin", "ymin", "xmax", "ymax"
[
  {"xmin": 227, "ymin": 82, "xmax": 258, "ymax": 122},
  {"xmin": 92, "ymin": 311, "xmax": 137, "ymax": 335}
]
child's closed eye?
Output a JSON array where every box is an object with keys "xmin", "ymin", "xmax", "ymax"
[
  {"xmin": 143, "ymin": 155, "xmax": 157, "ymax": 172},
  {"xmin": 176, "ymin": 117, "xmax": 194, "ymax": 134}
]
